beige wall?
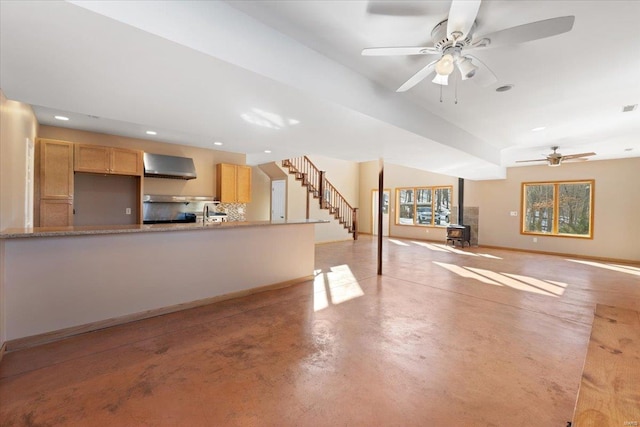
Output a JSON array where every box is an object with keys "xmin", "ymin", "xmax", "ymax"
[
  {"xmin": 473, "ymin": 158, "xmax": 640, "ymax": 262},
  {"xmin": 358, "ymin": 160, "xmax": 459, "ymax": 242},
  {"xmin": 38, "ymin": 126, "xmax": 245, "ymax": 198},
  {"xmin": 0, "ymin": 91, "xmax": 38, "ymax": 348},
  {"xmin": 284, "ymin": 155, "xmax": 358, "ymax": 243},
  {"xmin": 0, "ymin": 91, "xmax": 38, "ymax": 231},
  {"xmin": 245, "ymin": 166, "xmax": 270, "ymax": 221},
  {"xmin": 357, "ymin": 157, "xmax": 639, "ymax": 262}
]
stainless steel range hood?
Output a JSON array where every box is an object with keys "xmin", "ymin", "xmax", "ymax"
[{"xmin": 143, "ymin": 153, "xmax": 197, "ymax": 180}]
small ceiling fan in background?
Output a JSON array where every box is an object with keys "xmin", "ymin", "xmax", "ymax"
[
  {"xmin": 516, "ymin": 146, "xmax": 596, "ymax": 167},
  {"xmin": 362, "ymin": 0, "xmax": 575, "ymax": 92}
]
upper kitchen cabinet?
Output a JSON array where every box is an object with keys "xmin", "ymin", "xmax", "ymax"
[
  {"xmin": 39, "ymin": 138, "xmax": 74, "ymax": 226},
  {"xmin": 75, "ymin": 144, "xmax": 143, "ymax": 176},
  {"xmin": 216, "ymin": 163, "xmax": 252, "ymax": 203}
]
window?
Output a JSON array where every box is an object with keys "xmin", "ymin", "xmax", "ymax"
[
  {"xmin": 522, "ymin": 180, "xmax": 594, "ymax": 238},
  {"xmin": 396, "ymin": 186, "xmax": 452, "ymax": 227}
]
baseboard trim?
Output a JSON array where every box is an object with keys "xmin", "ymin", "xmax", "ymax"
[
  {"xmin": 478, "ymin": 245, "xmax": 640, "ymax": 265},
  {"xmin": 6, "ymin": 275, "xmax": 314, "ymax": 352}
]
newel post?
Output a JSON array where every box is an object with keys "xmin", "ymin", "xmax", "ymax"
[
  {"xmin": 319, "ymin": 171, "xmax": 326, "ymax": 209},
  {"xmin": 352, "ymin": 208, "xmax": 358, "ymax": 240}
]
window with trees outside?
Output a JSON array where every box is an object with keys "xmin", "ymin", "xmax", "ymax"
[
  {"xmin": 396, "ymin": 186, "xmax": 452, "ymax": 226},
  {"xmin": 522, "ymin": 180, "xmax": 594, "ymax": 238}
]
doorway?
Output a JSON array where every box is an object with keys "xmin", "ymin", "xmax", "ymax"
[
  {"xmin": 271, "ymin": 179, "xmax": 286, "ymax": 220},
  {"xmin": 372, "ymin": 189, "xmax": 390, "ymax": 236}
]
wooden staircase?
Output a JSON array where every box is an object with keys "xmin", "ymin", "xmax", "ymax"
[{"xmin": 282, "ymin": 157, "xmax": 358, "ymax": 240}]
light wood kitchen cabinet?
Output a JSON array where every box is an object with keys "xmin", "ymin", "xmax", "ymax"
[
  {"xmin": 75, "ymin": 144, "xmax": 142, "ymax": 176},
  {"xmin": 216, "ymin": 163, "xmax": 252, "ymax": 203},
  {"xmin": 39, "ymin": 139, "xmax": 74, "ymax": 226}
]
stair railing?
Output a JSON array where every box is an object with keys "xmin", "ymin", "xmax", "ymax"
[{"xmin": 283, "ymin": 156, "xmax": 358, "ymax": 240}]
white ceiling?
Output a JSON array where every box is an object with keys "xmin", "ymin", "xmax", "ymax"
[{"xmin": 1, "ymin": 0, "xmax": 639, "ymax": 180}]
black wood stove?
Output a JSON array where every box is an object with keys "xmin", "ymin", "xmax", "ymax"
[{"xmin": 446, "ymin": 224, "xmax": 471, "ymax": 247}]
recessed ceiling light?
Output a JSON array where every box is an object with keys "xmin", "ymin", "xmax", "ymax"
[
  {"xmin": 54, "ymin": 115, "xmax": 69, "ymax": 121},
  {"xmin": 622, "ymin": 104, "xmax": 637, "ymax": 112},
  {"xmin": 213, "ymin": 141, "xmax": 223, "ymax": 146},
  {"xmin": 146, "ymin": 130, "xmax": 157, "ymax": 135},
  {"xmin": 264, "ymin": 150, "xmax": 272, "ymax": 154},
  {"xmin": 625, "ymin": 148, "xmax": 633, "ymax": 152},
  {"xmin": 531, "ymin": 127, "xmax": 546, "ymax": 132},
  {"xmin": 496, "ymin": 84, "xmax": 514, "ymax": 92}
]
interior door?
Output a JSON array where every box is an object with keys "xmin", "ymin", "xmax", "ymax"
[
  {"xmin": 372, "ymin": 189, "xmax": 390, "ymax": 236},
  {"xmin": 271, "ymin": 179, "xmax": 286, "ymax": 220}
]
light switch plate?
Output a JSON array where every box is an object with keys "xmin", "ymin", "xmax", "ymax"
[{"xmin": 125, "ymin": 208, "xmax": 131, "ymax": 215}]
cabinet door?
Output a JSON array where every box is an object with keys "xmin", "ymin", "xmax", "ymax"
[
  {"xmin": 217, "ymin": 163, "xmax": 237, "ymax": 202},
  {"xmin": 236, "ymin": 165, "xmax": 252, "ymax": 203},
  {"xmin": 75, "ymin": 144, "xmax": 110, "ymax": 173},
  {"xmin": 40, "ymin": 139, "xmax": 74, "ymax": 199},
  {"xmin": 40, "ymin": 199, "xmax": 73, "ymax": 227},
  {"xmin": 111, "ymin": 148, "xmax": 142, "ymax": 176}
]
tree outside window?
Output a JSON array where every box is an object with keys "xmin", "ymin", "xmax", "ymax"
[
  {"xmin": 522, "ymin": 180, "xmax": 593, "ymax": 238},
  {"xmin": 398, "ymin": 189, "xmax": 414, "ymax": 225},
  {"xmin": 396, "ymin": 186, "xmax": 452, "ymax": 226}
]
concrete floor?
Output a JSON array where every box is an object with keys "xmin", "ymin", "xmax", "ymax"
[{"xmin": 1, "ymin": 236, "xmax": 639, "ymax": 426}]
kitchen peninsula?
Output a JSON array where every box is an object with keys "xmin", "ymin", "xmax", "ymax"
[{"xmin": 0, "ymin": 220, "xmax": 325, "ymax": 350}]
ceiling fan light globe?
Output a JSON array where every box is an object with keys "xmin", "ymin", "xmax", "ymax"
[
  {"xmin": 548, "ymin": 158, "xmax": 562, "ymax": 166},
  {"xmin": 456, "ymin": 57, "xmax": 478, "ymax": 80},
  {"xmin": 435, "ymin": 54, "xmax": 455, "ymax": 76},
  {"xmin": 432, "ymin": 74, "xmax": 449, "ymax": 85}
]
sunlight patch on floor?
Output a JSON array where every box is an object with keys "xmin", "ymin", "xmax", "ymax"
[
  {"xmin": 313, "ymin": 265, "xmax": 364, "ymax": 311},
  {"xmin": 388, "ymin": 239, "xmax": 410, "ymax": 246},
  {"xmin": 433, "ymin": 262, "xmax": 503, "ymax": 286},
  {"xmin": 434, "ymin": 262, "xmax": 563, "ymax": 297},
  {"xmin": 427, "ymin": 243, "xmax": 503, "ymax": 259},
  {"xmin": 567, "ymin": 259, "xmax": 640, "ymax": 276},
  {"xmin": 411, "ymin": 241, "xmax": 450, "ymax": 252}
]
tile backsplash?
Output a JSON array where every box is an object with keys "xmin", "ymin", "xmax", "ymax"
[{"xmin": 143, "ymin": 200, "xmax": 246, "ymax": 222}]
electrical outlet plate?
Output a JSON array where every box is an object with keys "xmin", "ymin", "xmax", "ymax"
[{"xmin": 510, "ymin": 211, "xmax": 518, "ymax": 216}]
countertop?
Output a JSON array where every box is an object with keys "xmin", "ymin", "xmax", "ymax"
[{"xmin": 0, "ymin": 219, "xmax": 329, "ymax": 239}]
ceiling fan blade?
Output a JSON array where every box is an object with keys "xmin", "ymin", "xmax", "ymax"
[
  {"xmin": 516, "ymin": 159, "xmax": 548, "ymax": 163},
  {"xmin": 466, "ymin": 55, "xmax": 497, "ymax": 87},
  {"xmin": 397, "ymin": 59, "xmax": 439, "ymax": 92},
  {"xmin": 447, "ymin": 0, "xmax": 481, "ymax": 40},
  {"xmin": 473, "ymin": 16, "xmax": 575, "ymax": 49},
  {"xmin": 562, "ymin": 152, "xmax": 596, "ymax": 160},
  {"xmin": 362, "ymin": 47, "xmax": 439, "ymax": 56}
]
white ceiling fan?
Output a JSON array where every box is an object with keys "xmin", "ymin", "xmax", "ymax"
[
  {"xmin": 362, "ymin": 0, "xmax": 575, "ymax": 92},
  {"xmin": 516, "ymin": 146, "xmax": 596, "ymax": 167}
]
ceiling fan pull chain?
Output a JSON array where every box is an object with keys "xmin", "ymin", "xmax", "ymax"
[
  {"xmin": 440, "ymin": 84, "xmax": 443, "ymax": 103},
  {"xmin": 455, "ymin": 72, "xmax": 459, "ymax": 104}
]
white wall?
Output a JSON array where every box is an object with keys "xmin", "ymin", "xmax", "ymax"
[{"xmin": 4, "ymin": 224, "xmax": 315, "ymax": 341}]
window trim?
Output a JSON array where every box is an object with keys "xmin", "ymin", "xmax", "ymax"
[
  {"xmin": 395, "ymin": 185, "xmax": 453, "ymax": 227},
  {"xmin": 520, "ymin": 179, "xmax": 595, "ymax": 239}
]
